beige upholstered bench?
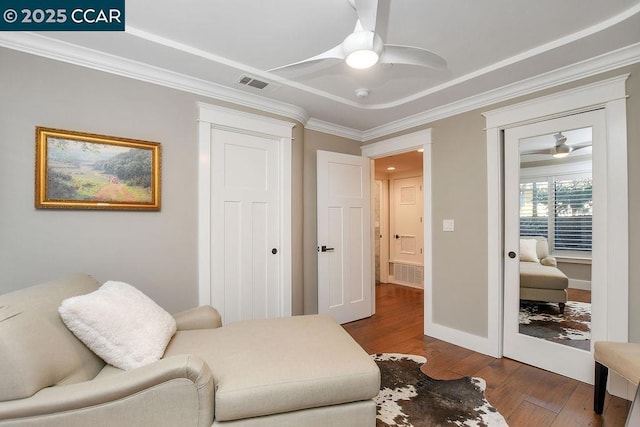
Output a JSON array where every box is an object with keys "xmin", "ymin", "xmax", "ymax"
[
  {"xmin": 593, "ymin": 341, "xmax": 640, "ymax": 414},
  {"xmin": 519, "ymin": 237, "xmax": 569, "ymax": 313}
]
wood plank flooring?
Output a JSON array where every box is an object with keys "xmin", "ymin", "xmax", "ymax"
[{"xmin": 343, "ymin": 283, "xmax": 631, "ymax": 426}]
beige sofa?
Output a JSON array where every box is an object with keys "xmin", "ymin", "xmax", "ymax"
[
  {"xmin": 0, "ymin": 274, "xmax": 380, "ymax": 426},
  {"xmin": 520, "ymin": 237, "xmax": 569, "ymax": 313}
]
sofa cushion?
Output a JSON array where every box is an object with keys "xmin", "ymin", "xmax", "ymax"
[
  {"xmin": 0, "ymin": 274, "xmax": 106, "ymax": 401},
  {"xmin": 59, "ymin": 281, "xmax": 177, "ymax": 370},
  {"xmin": 520, "ymin": 262, "xmax": 568, "ymax": 290},
  {"xmin": 519, "ymin": 239, "xmax": 539, "ymax": 262},
  {"xmin": 535, "ymin": 237, "xmax": 551, "ymax": 259},
  {"xmin": 164, "ymin": 315, "xmax": 381, "ymax": 422}
]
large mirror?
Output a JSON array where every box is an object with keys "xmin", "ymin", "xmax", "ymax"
[{"xmin": 517, "ymin": 127, "xmax": 593, "ymax": 351}]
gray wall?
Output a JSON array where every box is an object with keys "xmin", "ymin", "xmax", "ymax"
[
  {"xmin": 0, "ymin": 48, "xmax": 305, "ymax": 315},
  {"xmin": 557, "ymin": 262, "xmax": 591, "ymax": 283},
  {"xmin": 1, "ymin": 46, "xmax": 638, "ymax": 343},
  {"xmin": 625, "ymin": 64, "xmax": 640, "ymax": 343},
  {"xmin": 430, "ymin": 113, "xmax": 489, "ymax": 336}
]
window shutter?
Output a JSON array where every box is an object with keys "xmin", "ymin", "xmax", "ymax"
[
  {"xmin": 519, "ymin": 181, "xmax": 548, "ymax": 238},
  {"xmin": 519, "ymin": 176, "xmax": 592, "ymax": 254},
  {"xmin": 553, "ymin": 178, "xmax": 592, "ymax": 251}
]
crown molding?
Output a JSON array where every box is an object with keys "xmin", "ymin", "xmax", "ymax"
[
  {"xmin": 0, "ymin": 32, "xmax": 310, "ymax": 125},
  {"xmin": 304, "ymin": 118, "xmax": 363, "ymax": 141},
  {"xmin": 1, "ymin": 32, "xmax": 639, "ymax": 144},
  {"xmin": 361, "ymin": 42, "xmax": 640, "ymax": 141},
  {"xmin": 482, "ymin": 74, "xmax": 629, "ymax": 129}
]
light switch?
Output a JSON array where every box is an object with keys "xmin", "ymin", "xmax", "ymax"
[{"xmin": 443, "ymin": 219, "xmax": 455, "ymax": 232}]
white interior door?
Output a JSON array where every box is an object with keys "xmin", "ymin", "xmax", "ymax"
[
  {"xmin": 317, "ymin": 150, "xmax": 373, "ymax": 324},
  {"xmin": 211, "ymin": 128, "xmax": 281, "ymax": 323},
  {"xmin": 504, "ymin": 110, "xmax": 605, "ymax": 383},
  {"xmin": 390, "ymin": 176, "xmax": 423, "ymax": 266}
]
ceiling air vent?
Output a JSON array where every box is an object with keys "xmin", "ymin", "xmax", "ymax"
[{"xmin": 236, "ymin": 75, "xmax": 280, "ymax": 93}]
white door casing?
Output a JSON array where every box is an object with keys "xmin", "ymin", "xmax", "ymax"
[
  {"xmin": 361, "ymin": 128, "xmax": 433, "ymax": 333},
  {"xmin": 504, "ymin": 111, "xmax": 604, "ymax": 384},
  {"xmin": 198, "ymin": 103, "xmax": 294, "ymax": 323},
  {"xmin": 378, "ymin": 180, "xmax": 390, "ymax": 283},
  {"xmin": 484, "ymin": 75, "xmax": 629, "ymax": 396},
  {"xmin": 317, "ymin": 150, "xmax": 372, "ymax": 324}
]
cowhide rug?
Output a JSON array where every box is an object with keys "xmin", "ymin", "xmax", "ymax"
[
  {"xmin": 519, "ymin": 301, "xmax": 591, "ymax": 351},
  {"xmin": 373, "ymin": 353, "xmax": 508, "ymax": 427}
]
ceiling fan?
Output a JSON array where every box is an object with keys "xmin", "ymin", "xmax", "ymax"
[
  {"xmin": 521, "ymin": 133, "xmax": 592, "ymax": 159},
  {"xmin": 268, "ymin": 0, "xmax": 447, "ymax": 74}
]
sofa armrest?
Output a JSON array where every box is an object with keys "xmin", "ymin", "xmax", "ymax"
[
  {"xmin": 0, "ymin": 355, "xmax": 214, "ymax": 427},
  {"xmin": 540, "ymin": 256, "xmax": 558, "ymax": 267},
  {"xmin": 174, "ymin": 305, "xmax": 222, "ymax": 330}
]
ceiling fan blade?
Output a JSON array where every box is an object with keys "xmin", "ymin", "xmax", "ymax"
[
  {"xmin": 521, "ymin": 147, "xmax": 593, "ymax": 158},
  {"xmin": 380, "ymin": 45, "xmax": 448, "ymax": 70},
  {"xmin": 268, "ymin": 44, "xmax": 345, "ymax": 74},
  {"xmin": 353, "ymin": 0, "xmax": 391, "ymax": 40},
  {"xmin": 353, "ymin": 0, "xmax": 379, "ymax": 32},
  {"xmin": 569, "ymin": 146, "xmax": 593, "ymax": 156},
  {"xmin": 521, "ymin": 148, "xmax": 553, "ymax": 155},
  {"xmin": 570, "ymin": 141, "xmax": 592, "ymax": 150}
]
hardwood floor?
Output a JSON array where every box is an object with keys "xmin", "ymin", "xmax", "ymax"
[{"xmin": 343, "ymin": 283, "xmax": 631, "ymax": 426}]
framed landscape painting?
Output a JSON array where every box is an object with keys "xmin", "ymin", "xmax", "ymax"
[{"xmin": 35, "ymin": 127, "xmax": 161, "ymax": 210}]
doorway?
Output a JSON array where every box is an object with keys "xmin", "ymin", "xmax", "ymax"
[
  {"xmin": 373, "ymin": 151, "xmax": 424, "ymax": 288},
  {"xmin": 484, "ymin": 75, "xmax": 629, "ymax": 393},
  {"xmin": 361, "ymin": 128, "xmax": 433, "ymax": 336}
]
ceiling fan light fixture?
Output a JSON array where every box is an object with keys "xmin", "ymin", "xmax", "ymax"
[
  {"xmin": 346, "ymin": 49, "xmax": 379, "ymax": 69},
  {"xmin": 342, "ymin": 30, "xmax": 382, "ymax": 69},
  {"xmin": 552, "ymin": 144, "xmax": 571, "ymax": 158}
]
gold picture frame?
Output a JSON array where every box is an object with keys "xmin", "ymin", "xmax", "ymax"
[{"xmin": 35, "ymin": 127, "xmax": 161, "ymax": 210}]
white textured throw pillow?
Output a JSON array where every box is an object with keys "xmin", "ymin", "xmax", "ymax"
[
  {"xmin": 519, "ymin": 239, "xmax": 539, "ymax": 262},
  {"xmin": 59, "ymin": 281, "xmax": 177, "ymax": 370}
]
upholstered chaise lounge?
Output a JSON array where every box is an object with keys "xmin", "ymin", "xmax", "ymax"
[
  {"xmin": 0, "ymin": 274, "xmax": 380, "ymax": 426},
  {"xmin": 519, "ymin": 236, "xmax": 569, "ymax": 313}
]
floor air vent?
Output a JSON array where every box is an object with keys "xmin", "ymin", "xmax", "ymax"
[{"xmin": 391, "ymin": 263, "xmax": 424, "ymax": 288}]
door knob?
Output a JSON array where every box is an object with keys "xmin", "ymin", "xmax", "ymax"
[
  {"xmin": 320, "ymin": 245, "xmax": 334, "ymax": 252},
  {"xmin": 508, "ymin": 251, "xmax": 516, "ymax": 259},
  {"xmin": 272, "ymin": 248, "xmax": 278, "ymax": 254},
  {"xmin": 395, "ymin": 234, "xmax": 400, "ymax": 239}
]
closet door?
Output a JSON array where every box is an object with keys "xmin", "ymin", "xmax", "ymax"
[{"xmin": 503, "ymin": 110, "xmax": 604, "ymax": 384}]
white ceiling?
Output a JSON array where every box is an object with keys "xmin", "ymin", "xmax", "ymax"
[{"xmin": 2, "ymin": 1, "xmax": 639, "ymax": 139}]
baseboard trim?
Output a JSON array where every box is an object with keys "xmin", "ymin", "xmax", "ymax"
[
  {"xmin": 569, "ymin": 279, "xmax": 592, "ymax": 291},
  {"xmin": 388, "ymin": 279, "xmax": 424, "ymax": 289},
  {"xmin": 424, "ymin": 321, "xmax": 498, "ymax": 358}
]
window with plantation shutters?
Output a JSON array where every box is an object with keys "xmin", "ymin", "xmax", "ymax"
[
  {"xmin": 553, "ymin": 177, "xmax": 592, "ymax": 251},
  {"xmin": 519, "ymin": 174, "xmax": 592, "ymax": 255},
  {"xmin": 520, "ymin": 180, "xmax": 549, "ymax": 239}
]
